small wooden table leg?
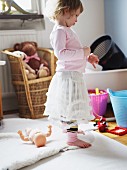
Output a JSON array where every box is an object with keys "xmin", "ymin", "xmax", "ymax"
[{"xmin": 0, "ymin": 82, "xmax": 3, "ymax": 120}]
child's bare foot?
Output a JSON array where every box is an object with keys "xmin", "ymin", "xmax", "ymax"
[
  {"xmin": 67, "ymin": 132, "xmax": 91, "ymax": 148},
  {"xmin": 67, "ymin": 139, "xmax": 91, "ymax": 148}
]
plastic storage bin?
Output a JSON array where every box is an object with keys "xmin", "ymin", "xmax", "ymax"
[
  {"xmin": 88, "ymin": 89, "xmax": 108, "ymax": 117},
  {"xmin": 90, "ymin": 35, "xmax": 127, "ymax": 70},
  {"xmin": 107, "ymin": 88, "xmax": 127, "ymax": 128}
]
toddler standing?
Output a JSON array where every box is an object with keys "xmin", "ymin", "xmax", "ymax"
[{"xmin": 44, "ymin": 0, "xmax": 99, "ymax": 148}]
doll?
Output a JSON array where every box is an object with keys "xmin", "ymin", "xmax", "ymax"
[{"xmin": 17, "ymin": 125, "xmax": 52, "ymax": 147}]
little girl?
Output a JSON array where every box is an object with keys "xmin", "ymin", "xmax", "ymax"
[{"xmin": 44, "ymin": 0, "xmax": 99, "ymax": 148}]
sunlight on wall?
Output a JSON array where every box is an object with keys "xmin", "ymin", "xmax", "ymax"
[
  {"xmin": 0, "ymin": 0, "xmax": 31, "ymax": 12},
  {"xmin": 14, "ymin": 0, "xmax": 31, "ymax": 10}
]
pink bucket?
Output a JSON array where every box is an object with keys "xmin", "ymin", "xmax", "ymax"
[{"xmin": 88, "ymin": 89, "xmax": 108, "ymax": 117}]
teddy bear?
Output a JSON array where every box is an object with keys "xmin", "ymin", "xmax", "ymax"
[
  {"xmin": 1, "ymin": 50, "xmax": 37, "ymax": 80},
  {"xmin": 12, "ymin": 50, "xmax": 37, "ymax": 80},
  {"xmin": 13, "ymin": 41, "xmax": 50, "ymax": 80},
  {"xmin": 17, "ymin": 125, "xmax": 52, "ymax": 147}
]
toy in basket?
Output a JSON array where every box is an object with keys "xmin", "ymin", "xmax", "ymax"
[
  {"xmin": 1, "ymin": 45, "xmax": 55, "ymax": 119},
  {"xmin": 107, "ymin": 88, "xmax": 127, "ymax": 128},
  {"xmin": 88, "ymin": 88, "xmax": 108, "ymax": 117},
  {"xmin": 13, "ymin": 42, "xmax": 50, "ymax": 80}
]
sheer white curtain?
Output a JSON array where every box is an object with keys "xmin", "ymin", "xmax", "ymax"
[{"xmin": 32, "ymin": 0, "xmax": 46, "ymax": 14}]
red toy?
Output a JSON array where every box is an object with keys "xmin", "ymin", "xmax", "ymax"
[
  {"xmin": 94, "ymin": 117, "xmax": 127, "ymax": 136},
  {"xmin": 107, "ymin": 126, "xmax": 127, "ymax": 136},
  {"xmin": 94, "ymin": 117, "xmax": 108, "ymax": 132}
]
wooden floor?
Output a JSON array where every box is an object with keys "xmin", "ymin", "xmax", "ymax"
[
  {"xmin": 98, "ymin": 122, "xmax": 127, "ymax": 146},
  {"xmin": 96, "ymin": 103, "xmax": 127, "ymax": 146}
]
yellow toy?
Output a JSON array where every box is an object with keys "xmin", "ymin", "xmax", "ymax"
[
  {"xmin": 17, "ymin": 125, "xmax": 52, "ymax": 147},
  {"xmin": 95, "ymin": 88, "xmax": 99, "ymax": 95}
]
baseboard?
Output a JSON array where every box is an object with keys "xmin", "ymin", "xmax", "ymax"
[{"xmin": 2, "ymin": 93, "xmax": 18, "ymax": 111}]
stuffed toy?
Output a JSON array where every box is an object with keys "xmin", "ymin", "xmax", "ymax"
[
  {"xmin": 13, "ymin": 41, "xmax": 50, "ymax": 80},
  {"xmin": 17, "ymin": 125, "xmax": 52, "ymax": 147},
  {"xmin": 12, "ymin": 51, "xmax": 37, "ymax": 80}
]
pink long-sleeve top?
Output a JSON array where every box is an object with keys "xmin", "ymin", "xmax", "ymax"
[{"xmin": 50, "ymin": 24, "xmax": 87, "ymax": 73}]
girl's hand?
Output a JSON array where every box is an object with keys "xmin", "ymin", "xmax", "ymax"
[
  {"xmin": 87, "ymin": 53, "xmax": 99, "ymax": 68},
  {"xmin": 84, "ymin": 46, "xmax": 91, "ymax": 57}
]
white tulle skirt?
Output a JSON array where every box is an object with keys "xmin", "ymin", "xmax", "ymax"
[{"xmin": 44, "ymin": 71, "xmax": 94, "ymax": 129}]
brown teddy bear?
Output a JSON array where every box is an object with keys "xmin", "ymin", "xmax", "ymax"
[
  {"xmin": 12, "ymin": 50, "xmax": 37, "ymax": 80},
  {"xmin": 13, "ymin": 41, "xmax": 50, "ymax": 80}
]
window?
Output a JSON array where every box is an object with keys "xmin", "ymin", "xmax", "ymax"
[
  {"xmin": 12, "ymin": 0, "xmax": 32, "ymax": 11},
  {"xmin": 0, "ymin": 0, "xmax": 32, "ymax": 13},
  {"xmin": 0, "ymin": 0, "xmax": 45, "ymax": 30},
  {"xmin": 0, "ymin": 0, "xmax": 43, "ymax": 14}
]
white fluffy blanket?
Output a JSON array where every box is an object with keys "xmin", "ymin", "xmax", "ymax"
[
  {"xmin": 1, "ymin": 117, "xmax": 95, "ymax": 170},
  {"xmin": 0, "ymin": 132, "xmax": 68, "ymax": 170},
  {"xmin": 0, "ymin": 118, "xmax": 70, "ymax": 170}
]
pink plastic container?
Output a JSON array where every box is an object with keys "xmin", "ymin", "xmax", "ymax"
[{"xmin": 88, "ymin": 89, "xmax": 108, "ymax": 117}]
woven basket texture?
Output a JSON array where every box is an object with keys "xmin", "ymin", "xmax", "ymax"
[{"xmin": 6, "ymin": 47, "xmax": 55, "ymax": 119}]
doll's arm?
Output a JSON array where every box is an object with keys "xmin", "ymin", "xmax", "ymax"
[
  {"xmin": 45, "ymin": 125, "xmax": 52, "ymax": 137},
  {"xmin": 17, "ymin": 130, "xmax": 29, "ymax": 141}
]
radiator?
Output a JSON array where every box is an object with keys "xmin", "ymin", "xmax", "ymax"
[{"xmin": 0, "ymin": 30, "xmax": 37, "ymax": 111}]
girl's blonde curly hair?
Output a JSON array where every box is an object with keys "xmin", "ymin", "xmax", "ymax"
[{"xmin": 44, "ymin": 0, "xmax": 83, "ymax": 22}]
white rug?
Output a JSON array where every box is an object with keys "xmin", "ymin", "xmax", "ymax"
[
  {"xmin": 0, "ymin": 117, "xmax": 68, "ymax": 170},
  {"xmin": 0, "ymin": 117, "xmax": 95, "ymax": 170},
  {"xmin": 0, "ymin": 133, "xmax": 68, "ymax": 170}
]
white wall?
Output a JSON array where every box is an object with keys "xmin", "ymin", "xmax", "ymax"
[
  {"xmin": 0, "ymin": 0, "xmax": 105, "ymax": 111},
  {"xmin": 104, "ymin": 0, "xmax": 127, "ymax": 57},
  {"xmin": 40, "ymin": 0, "xmax": 105, "ymax": 48}
]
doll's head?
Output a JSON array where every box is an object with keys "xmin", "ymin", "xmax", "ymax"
[
  {"xmin": 12, "ymin": 51, "xmax": 27, "ymax": 59},
  {"xmin": 18, "ymin": 125, "xmax": 52, "ymax": 147},
  {"xmin": 33, "ymin": 133, "xmax": 47, "ymax": 147}
]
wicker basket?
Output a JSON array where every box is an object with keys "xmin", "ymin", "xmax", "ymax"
[{"xmin": 5, "ymin": 47, "xmax": 55, "ymax": 119}]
